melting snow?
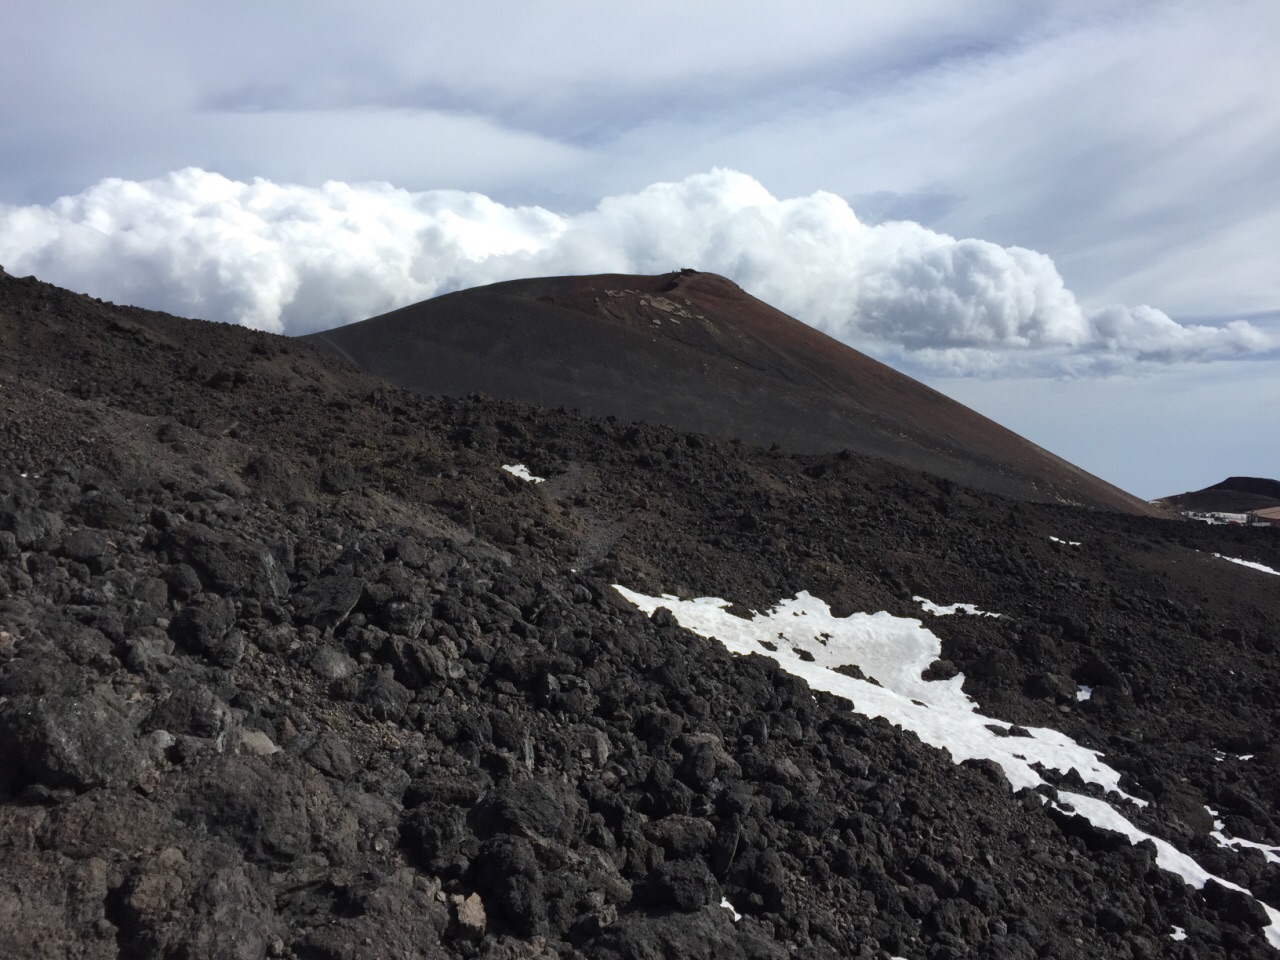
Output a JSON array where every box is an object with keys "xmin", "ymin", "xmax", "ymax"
[
  {"xmin": 501, "ymin": 464, "xmax": 545, "ymax": 483},
  {"xmin": 1061, "ymin": 791, "xmax": 1279, "ymax": 938},
  {"xmin": 1214, "ymin": 554, "xmax": 1280, "ymax": 576},
  {"xmin": 614, "ymin": 588, "xmax": 1138, "ymax": 799},
  {"xmin": 1206, "ymin": 806, "xmax": 1280, "ymax": 865},
  {"xmin": 614, "ymin": 586, "xmax": 1280, "ymax": 950},
  {"xmin": 914, "ymin": 596, "xmax": 1001, "ymax": 618}
]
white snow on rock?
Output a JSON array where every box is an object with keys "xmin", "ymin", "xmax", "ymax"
[
  {"xmin": 614, "ymin": 588, "xmax": 1134, "ymax": 799},
  {"xmin": 1170, "ymin": 926, "xmax": 1187, "ymax": 941},
  {"xmin": 1076, "ymin": 685, "xmax": 1093, "ymax": 702},
  {"xmin": 1213, "ymin": 554, "xmax": 1280, "ymax": 576},
  {"xmin": 613, "ymin": 586, "xmax": 1280, "ymax": 950},
  {"xmin": 719, "ymin": 897, "xmax": 742, "ymax": 922},
  {"xmin": 1064, "ymin": 793, "xmax": 1280, "ymax": 942},
  {"xmin": 914, "ymin": 596, "xmax": 1001, "ymax": 618},
  {"xmin": 1049, "ymin": 536, "xmax": 1082, "ymax": 546},
  {"xmin": 1206, "ymin": 806, "xmax": 1280, "ymax": 865},
  {"xmin": 501, "ymin": 464, "xmax": 546, "ymax": 483}
]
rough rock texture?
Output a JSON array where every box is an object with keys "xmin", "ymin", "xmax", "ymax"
[{"xmin": 0, "ymin": 270, "xmax": 1278, "ymax": 959}]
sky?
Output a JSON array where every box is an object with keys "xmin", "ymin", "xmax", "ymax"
[{"xmin": 1, "ymin": 1, "xmax": 1276, "ymax": 498}]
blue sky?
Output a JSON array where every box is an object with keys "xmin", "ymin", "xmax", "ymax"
[{"xmin": 1, "ymin": 1, "xmax": 1276, "ymax": 497}]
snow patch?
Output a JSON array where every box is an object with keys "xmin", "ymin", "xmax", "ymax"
[
  {"xmin": 1206, "ymin": 809, "xmax": 1280, "ymax": 865},
  {"xmin": 1170, "ymin": 926, "xmax": 1187, "ymax": 941},
  {"xmin": 1214, "ymin": 554, "xmax": 1280, "ymax": 576},
  {"xmin": 614, "ymin": 586, "xmax": 1280, "ymax": 951},
  {"xmin": 719, "ymin": 897, "xmax": 741, "ymax": 922},
  {"xmin": 501, "ymin": 464, "xmax": 545, "ymax": 483},
  {"xmin": 1063, "ymin": 793, "xmax": 1280, "ymax": 942},
  {"xmin": 1075, "ymin": 685, "xmax": 1093, "ymax": 702},
  {"xmin": 1049, "ymin": 536, "xmax": 1081, "ymax": 546},
  {"xmin": 914, "ymin": 596, "xmax": 1001, "ymax": 618},
  {"xmin": 614, "ymin": 588, "xmax": 1136, "ymax": 800}
]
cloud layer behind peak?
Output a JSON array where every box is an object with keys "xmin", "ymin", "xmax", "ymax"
[{"xmin": 1, "ymin": 168, "xmax": 1272, "ymax": 377}]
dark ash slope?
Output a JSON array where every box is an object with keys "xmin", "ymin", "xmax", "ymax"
[
  {"xmin": 1, "ymin": 270, "xmax": 1279, "ymax": 960},
  {"xmin": 305, "ymin": 271, "xmax": 1156, "ymax": 516}
]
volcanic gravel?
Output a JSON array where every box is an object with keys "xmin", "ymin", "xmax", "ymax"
[{"xmin": 1, "ymin": 270, "xmax": 1278, "ymax": 960}]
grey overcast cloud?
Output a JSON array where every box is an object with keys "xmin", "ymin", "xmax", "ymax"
[{"xmin": 1, "ymin": 1, "xmax": 1276, "ymax": 498}]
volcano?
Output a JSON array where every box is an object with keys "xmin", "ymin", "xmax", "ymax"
[
  {"xmin": 1158, "ymin": 477, "xmax": 1280, "ymax": 514},
  {"xmin": 2, "ymin": 268, "xmax": 1279, "ymax": 960},
  {"xmin": 305, "ymin": 271, "xmax": 1155, "ymax": 515}
]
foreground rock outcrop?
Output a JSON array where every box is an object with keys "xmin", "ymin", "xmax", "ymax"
[{"xmin": 1, "ymin": 270, "xmax": 1278, "ymax": 959}]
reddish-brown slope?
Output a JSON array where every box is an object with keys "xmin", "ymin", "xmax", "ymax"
[{"xmin": 305, "ymin": 271, "xmax": 1157, "ymax": 514}]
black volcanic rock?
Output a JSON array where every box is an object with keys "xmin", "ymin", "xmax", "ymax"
[
  {"xmin": 305, "ymin": 271, "xmax": 1156, "ymax": 514},
  {"xmin": 169, "ymin": 593, "xmax": 242, "ymax": 666},
  {"xmin": 635, "ymin": 859, "xmax": 720, "ymax": 912},
  {"xmin": 1, "ymin": 269, "xmax": 1279, "ymax": 959},
  {"xmin": 0, "ymin": 689, "xmax": 148, "ymax": 791}
]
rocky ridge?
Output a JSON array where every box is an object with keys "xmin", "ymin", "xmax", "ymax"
[{"xmin": 1, "ymin": 270, "xmax": 1279, "ymax": 959}]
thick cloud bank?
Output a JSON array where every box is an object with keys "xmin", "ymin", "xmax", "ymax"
[{"xmin": 1, "ymin": 168, "xmax": 1272, "ymax": 376}]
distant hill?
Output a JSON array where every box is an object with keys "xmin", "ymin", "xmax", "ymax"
[
  {"xmin": 1157, "ymin": 476, "xmax": 1280, "ymax": 513},
  {"xmin": 306, "ymin": 271, "xmax": 1156, "ymax": 515}
]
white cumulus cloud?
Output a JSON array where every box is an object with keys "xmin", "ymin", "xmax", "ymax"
[{"xmin": 0, "ymin": 167, "xmax": 1273, "ymax": 377}]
